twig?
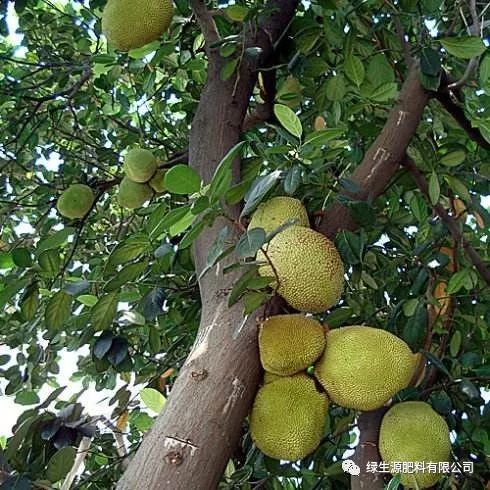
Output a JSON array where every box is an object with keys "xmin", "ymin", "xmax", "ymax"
[
  {"xmin": 190, "ymin": 0, "xmax": 220, "ymax": 53},
  {"xmin": 61, "ymin": 436, "xmax": 92, "ymax": 490},
  {"xmin": 403, "ymin": 156, "xmax": 490, "ymax": 286},
  {"xmin": 242, "ymin": 69, "xmax": 277, "ymax": 131}
]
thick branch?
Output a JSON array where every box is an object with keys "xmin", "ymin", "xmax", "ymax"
[
  {"xmin": 318, "ymin": 62, "xmax": 430, "ymax": 239},
  {"xmin": 190, "ymin": 0, "xmax": 220, "ymax": 53},
  {"xmin": 403, "ymin": 157, "xmax": 490, "ymax": 286},
  {"xmin": 433, "ymin": 87, "xmax": 490, "ymax": 151}
]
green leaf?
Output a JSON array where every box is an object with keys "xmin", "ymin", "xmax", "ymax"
[
  {"xmin": 76, "ymin": 294, "xmax": 98, "ymax": 306},
  {"xmin": 0, "ymin": 279, "xmax": 30, "ymax": 309},
  {"xmin": 46, "ymin": 446, "xmax": 77, "ymax": 482},
  {"xmin": 447, "ymin": 269, "xmax": 474, "ymax": 294},
  {"xmin": 420, "ymin": 48, "xmax": 441, "ymax": 76},
  {"xmin": 303, "ymin": 128, "xmax": 344, "ymax": 147},
  {"xmin": 421, "ymin": 350, "xmax": 453, "ymax": 380},
  {"xmin": 345, "ymin": 55, "xmax": 365, "ymax": 86},
  {"xmin": 91, "ymin": 292, "xmax": 118, "ymax": 331},
  {"xmin": 199, "ymin": 226, "xmax": 232, "ymax": 279},
  {"xmin": 0, "ymin": 252, "xmax": 14, "ymax": 270},
  {"xmin": 38, "ymin": 249, "xmax": 61, "ymax": 276},
  {"xmin": 235, "ymin": 228, "xmax": 266, "ymax": 259},
  {"xmin": 147, "ymin": 205, "xmax": 191, "ymax": 240},
  {"xmin": 243, "ymin": 290, "xmax": 270, "ymax": 315},
  {"xmin": 325, "ymin": 307, "xmax": 354, "ymax": 327},
  {"xmin": 36, "ymin": 227, "xmax": 75, "ymax": 255},
  {"xmin": 273, "ymin": 104, "xmax": 302, "ymax": 138},
  {"xmin": 107, "ymin": 234, "xmax": 151, "ymax": 269},
  {"xmin": 5, "ymin": 414, "xmax": 38, "ymax": 460},
  {"xmin": 93, "ymin": 331, "xmax": 113, "ymax": 359},
  {"xmin": 370, "ymin": 82, "xmax": 398, "ymax": 102},
  {"xmin": 386, "ymin": 475, "xmax": 402, "ymax": 490},
  {"xmin": 241, "ymin": 170, "xmax": 281, "ymax": 218},
  {"xmin": 428, "ymin": 172, "xmax": 440, "ymax": 205},
  {"xmin": 12, "ymin": 248, "xmax": 32, "ymax": 268},
  {"xmin": 169, "ymin": 209, "xmax": 195, "ymax": 236},
  {"xmin": 225, "ymin": 4, "xmax": 249, "ymax": 21},
  {"xmin": 104, "ymin": 260, "xmax": 148, "ymax": 292},
  {"xmin": 20, "ymin": 287, "xmax": 39, "ymax": 321},
  {"xmin": 140, "ymin": 388, "xmax": 166, "ymax": 414},
  {"xmin": 283, "ymin": 166, "xmax": 302, "ymax": 195},
  {"xmin": 15, "ymin": 390, "xmax": 40, "ymax": 405},
  {"xmin": 209, "ymin": 141, "xmax": 246, "ymax": 203},
  {"xmin": 220, "ymin": 57, "xmax": 239, "ymax": 81},
  {"xmin": 479, "ymin": 54, "xmax": 490, "ymax": 85},
  {"xmin": 367, "ymin": 53, "xmax": 394, "ymax": 86},
  {"xmin": 449, "ymin": 330, "xmax": 462, "ymax": 357},
  {"xmin": 45, "ymin": 291, "xmax": 72, "ymax": 331},
  {"xmin": 325, "ymin": 75, "xmax": 346, "ymax": 101},
  {"xmin": 440, "ymin": 150, "xmax": 466, "ymax": 167},
  {"xmin": 164, "ymin": 165, "xmax": 201, "ymax": 195},
  {"xmin": 440, "ymin": 36, "xmax": 486, "ymax": 59},
  {"xmin": 179, "ymin": 220, "xmax": 206, "ymax": 249},
  {"xmin": 444, "ymin": 175, "xmax": 471, "ymax": 202}
]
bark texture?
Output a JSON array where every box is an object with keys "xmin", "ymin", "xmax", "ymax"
[{"xmin": 117, "ymin": 2, "xmax": 299, "ymax": 489}]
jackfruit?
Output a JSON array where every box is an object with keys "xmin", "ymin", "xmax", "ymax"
[
  {"xmin": 149, "ymin": 169, "xmax": 166, "ymax": 193},
  {"xmin": 57, "ymin": 184, "xmax": 95, "ymax": 219},
  {"xmin": 257, "ymin": 226, "xmax": 344, "ymax": 312},
  {"xmin": 102, "ymin": 0, "xmax": 174, "ymax": 51},
  {"xmin": 123, "ymin": 148, "xmax": 157, "ymax": 183},
  {"xmin": 314, "ymin": 326, "xmax": 417, "ymax": 411},
  {"xmin": 263, "ymin": 371, "xmax": 282, "ymax": 384},
  {"xmin": 118, "ymin": 177, "xmax": 153, "ymax": 209},
  {"xmin": 248, "ymin": 197, "xmax": 309, "ymax": 234},
  {"xmin": 276, "ymin": 77, "xmax": 303, "ymax": 108},
  {"xmin": 250, "ymin": 375, "xmax": 328, "ymax": 461},
  {"xmin": 379, "ymin": 401, "xmax": 451, "ymax": 489},
  {"xmin": 259, "ymin": 315, "xmax": 326, "ymax": 376}
]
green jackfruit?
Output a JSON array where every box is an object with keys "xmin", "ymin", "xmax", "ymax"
[
  {"xmin": 257, "ymin": 226, "xmax": 344, "ymax": 312},
  {"xmin": 263, "ymin": 371, "xmax": 282, "ymax": 384},
  {"xmin": 379, "ymin": 401, "xmax": 451, "ymax": 488},
  {"xmin": 123, "ymin": 148, "xmax": 157, "ymax": 183},
  {"xmin": 259, "ymin": 315, "xmax": 326, "ymax": 376},
  {"xmin": 248, "ymin": 197, "xmax": 309, "ymax": 235},
  {"xmin": 57, "ymin": 184, "xmax": 95, "ymax": 219},
  {"xmin": 148, "ymin": 169, "xmax": 166, "ymax": 193},
  {"xmin": 314, "ymin": 326, "xmax": 418, "ymax": 411},
  {"xmin": 250, "ymin": 375, "xmax": 328, "ymax": 461},
  {"xmin": 102, "ymin": 0, "xmax": 174, "ymax": 51},
  {"xmin": 118, "ymin": 177, "xmax": 153, "ymax": 209}
]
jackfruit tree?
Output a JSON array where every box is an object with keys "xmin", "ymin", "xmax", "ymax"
[{"xmin": 0, "ymin": 1, "xmax": 489, "ymax": 490}]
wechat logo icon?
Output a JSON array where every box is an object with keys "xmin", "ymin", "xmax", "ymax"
[{"xmin": 342, "ymin": 459, "xmax": 361, "ymax": 476}]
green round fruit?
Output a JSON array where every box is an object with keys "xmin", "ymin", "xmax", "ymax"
[
  {"xmin": 57, "ymin": 184, "xmax": 95, "ymax": 219},
  {"xmin": 102, "ymin": 0, "xmax": 174, "ymax": 51},
  {"xmin": 259, "ymin": 315, "xmax": 326, "ymax": 376},
  {"xmin": 248, "ymin": 196, "xmax": 309, "ymax": 234},
  {"xmin": 148, "ymin": 169, "xmax": 166, "ymax": 193},
  {"xmin": 123, "ymin": 148, "xmax": 157, "ymax": 183},
  {"xmin": 257, "ymin": 226, "xmax": 344, "ymax": 312},
  {"xmin": 314, "ymin": 326, "xmax": 418, "ymax": 411},
  {"xmin": 379, "ymin": 401, "xmax": 451, "ymax": 489},
  {"xmin": 250, "ymin": 375, "xmax": 328, "ymax": 461},
  {"xmin": 118, "ymin": 177, "xmax": 153, "ymax": 209}
]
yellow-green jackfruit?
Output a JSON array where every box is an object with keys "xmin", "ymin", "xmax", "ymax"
[
  {"xmin": 102, "ymin": 0, "xmax": 174, "ymax": 51},
  {"xmin": 259, "ymin": 315, "xmax": 326, "ymax": 376},
  {"xmin": 148, "ymin": 169, "xmax": 166, "ymax": 193},
  {"xmin": 257, "ymin": 226, "xmax": 344, "ymax": 312},
  {"xmin": 123, "ymin": 148, "xmax": 157, "ymax": 183},
  {"xmin": 248, "ymin": 197, "xmax": 309, "ymax": 235},
  {"xmin": 250, "ymin": 375, "xmax": 328, "ymax": 461},
  {"xmin": 379, "ymin": 401, "xmax": 451, "ymax": 489},
  {"xmin": 57, "ymin": 184, "xmax": 95, "ymax": 219},
  {"xmin": 118, "ymin": 177, "xmax": 153, "ymax": 209},
  {"xmin": 314, "ymin": 326, "xmax": 418, "ymax": 411}
]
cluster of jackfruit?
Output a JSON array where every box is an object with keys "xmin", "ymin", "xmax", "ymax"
[
  {"xmin": 102, "ymin": 0, "xmax": 174, "ymax": 51},
  {"xmin": 117, "ymin": 148, "xmax": 166, "ymax": 209},
  {"xmin": 247, "ymin": 197, "xmax": 450, "ymax": 488},
  {"xmin": 249, "ymin": 196, "xmax": 344, "ymax": 312}
]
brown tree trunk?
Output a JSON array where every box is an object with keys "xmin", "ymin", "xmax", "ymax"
[{"xmin": 117, "ymin": 2, "xmax": 299, "ymax": 489}]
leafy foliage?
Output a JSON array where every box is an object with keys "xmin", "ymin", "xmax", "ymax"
[{"xmin": 0, "ymin": 0, "xmax": 489, "ymax": 489}]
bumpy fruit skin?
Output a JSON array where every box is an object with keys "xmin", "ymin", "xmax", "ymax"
[
  {"xmin": 102, "ymin": 0, "xmax": 174, "ymax": 51},
  {"xmin": 379, "ymin": 401, "xmax": 451, "ymax": 489},
  {"xmin": 123, "ymin": 148, "xmax": 157, "ymax": 183},
  {"xmin": 250, "ymin": 375, "xmax": 328, "ymax": 461},
  {"xmin": 57, "ymin": 184, "xmax": 94, "ymax": 219},
  {"xmin": 118, "ymin": 177, "xmax": 153, "ymax": 209},
  {"xmin": 259, "ymin": 315, "xmax": 326, "ymax": 376},
  {"xmin": 257, "ymin": 226, "xmax": 344, "ymax": 312},
  {"xmin": 248, "ymin": 197, "xmax": 309, "ymax": 235},
  {"xmin": 314, "ymin": 326, "xmax": 417, "ymax": 411},
  {"xmin": 263, "ymin": 371, "xmax": 282, "ymax": 384},
  {"xmin": 148, "ymin": 169, "xmax": 166, "ymax": 193}
]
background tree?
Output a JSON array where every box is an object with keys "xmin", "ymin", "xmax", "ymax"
[{"xmin": 0, "ymin": 0, "xmax": 489, "ymax": 489}]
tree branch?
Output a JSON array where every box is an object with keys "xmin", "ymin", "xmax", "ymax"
[
  {"xmin": 190, "ymin": 0, "xmax": 220, "ymax": 53},
  {"xmin": 403, "ymin": 156, "xmax": 490, "ymax": 286},
  {"xmin": 317, "ymin": 62, "xmax": 430, "ymax": 239},
  {"xmin": 242, "ymin": 69, "xmax": 277, "ymax": 131}
]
